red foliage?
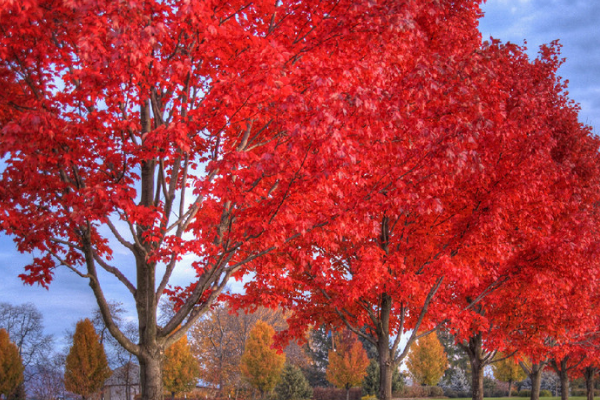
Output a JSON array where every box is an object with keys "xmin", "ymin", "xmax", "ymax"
[{"xmin": 232, "ymin": 7, "xmax": 600, "ymax": 400}]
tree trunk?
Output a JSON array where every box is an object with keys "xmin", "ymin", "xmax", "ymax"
[
  {"xmin": 378, "ymin": 349, "xmax": 393, "ymax": 400},
  {"xmin": 459, "ymin": 333, "xmax": 487, "ymax": 400},
  {"xmin": 508, "ymin": 380, "xmax": 513, "ymax": 397},
  {"xmin": 126, "ymin": 367, "xmax": 131, "ymax": 400},
  {"xmin": 551, "ymin": 358, "xmax": 570, "ymax": 400},
  {"xmin": 529, "ymin": 365, "xmax": 543, "ymax": 400},
  {"xmin": 584, "ymin": 367, "xmax": 595, "ymax": 400},
  {"xmin": 377, "ymin": 294, "xmax": 393, "ymax": 400},
  {"xmin": 560, "ymin": 370, "xmax": 569, "ymax": 400},
  {"xmin": 346, "ymin": 387, "xmax": 350, "ymax": 400},
  {"xmin": 471, "ymin": 359, "xmax": 484, "ymax": 400},
  {"xmin": 139, "ymin": 351, "xmax": 164, "ymax": 400}
]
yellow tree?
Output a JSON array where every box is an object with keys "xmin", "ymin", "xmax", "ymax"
[
  {"xmin": 190, "ymin": 303, "xmax": 286, "ymax": 394},
  {"xmin": 162, "ymin": 335, "xmax": 200, "ymax": 399},
  {"xmin": 0, "ymin": 329, "xmax": 24, "ymax": 398},
  {"xmin": 64, "ymin": 319, "xmax": 112, "ymax": 400},
  {"xmin": 406, "ymin": 331, "xmax": 448, "ymax": 386},
  {"xmin": 240, "ymin": 321, "xmax": 286, "ymax": 396},
  {"xmin": 492, "ymin": 354, "xmax": 527, "ymax": 397},
  {"xmin": 326, "ymin": 330, "xmax": 370, "ymax": 400}
]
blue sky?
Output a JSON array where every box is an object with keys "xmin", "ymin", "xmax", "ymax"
[{"xmin": 1, "ymin": 0, "xmax": 598, "ymax": 348}]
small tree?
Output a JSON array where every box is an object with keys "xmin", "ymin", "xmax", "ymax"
[
  {"xmin": 162, "ymin": 335, "xmax": 200, "ymax": 399},
  {"xmin": 64, "ymin": 319, "xmax": 111, "ymax": 400},
  {"xmin": 275, "ymin": 364, "xmax": 313, "ymax": 400},
  {"xmin": 326, "ymin": 330, "xmax": 370, "ymax": 400},
  {"xmin": 406, "ymin": 331, "xmax": 448, "ymax": 386},
  {"xmin": 492, "ymin": 354, "xmax": 526, "ymax": 397},
  {"xmin": 240, "ymin": 321, "xmax": 286, "ymax": 396},
  {"xmin": 0, "ymin": 329, "xmax": 24, "ymax": 398}
]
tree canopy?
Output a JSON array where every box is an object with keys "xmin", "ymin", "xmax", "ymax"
[
  {"xmin": 406, "ymin": 331, "xmax": 448, "ymax": 386},
  {"xmin": 162, "ymin": 335, "xmax": 200, "ymax": 398},
  {"xmin": 0, "ymin": 329, "xmax": 24, "ymax": 398},
  {"xmin": 240, "ymin": 321, "xmax": 286, "ymax": 395},
  {"xmin": 64, "ymin": 319, "xmax": 112, "ymax": 400},
  {"xmin": 2, "ymin": 2, "xmax": 600, "ymax": 400},
  {"xmin": 326, "ymin": 329, "xmax": 370, "ymax": 397}
]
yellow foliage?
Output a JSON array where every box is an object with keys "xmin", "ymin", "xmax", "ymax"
[
  {"xmin": 492, "ymin": 354, "xmax": 527, "ymax": 384},
  {"xmin": 406, "ymin": 331, "xmax": 448, "ymax": 386},
  {"xmin": 240, "ymin": 321, "xmax": 286, "ymax": 394},
  {"xmin": 190, "ymin": 304, "xmax": 286, "ymax": 391},
  {"xmin": 0, "ymin": 329, "xmax": 24, "ymax": 397},
  {"xmin": 163, "ymin": 335, "xmax": 201, "ymax": 396}
]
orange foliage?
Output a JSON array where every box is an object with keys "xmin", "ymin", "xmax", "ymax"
[
  {"xmin": 64, "ymin": 319, "xmax": 111, "ymax": 399},
  {"xmin": 326, "ymin": 330, "xmax": 370, "ymax": 391},
  {"xmin": 0, "ymin": 329, "xmax": 24, "ymax": 397}
]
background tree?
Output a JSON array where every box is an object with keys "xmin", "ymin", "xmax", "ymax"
[
  {"xmin": 240, "ymin": 321, "xmax": 286, "ymax": 397},
  {"xmin": 28, "ymin": 353, "xmax": 67, "ymax": 400},
  {"xmin": 326, "ymin": 330, "xmax": 370, "ymax": 400},
  {"xmin": 162, "ymin": 335, "xmax": 200, "ymax": 399},
  {"xmin": 492, "ymin": 354, "xmax": 526, "ymax": 397},
  {"xmin": 438, "ymin": 329, "xmax": 471, "ymax": 394},
  {"xmin": 406, "ymin": 331, "xmax": 448, "ymax": 386},
  {"xmin": 303, "ymin": 326, "xmax": 334, "ymax": 387},
  {"xmin": 64, "ymin": 319, "xmax": 111, "ymax": 400},
  {"xmin": 92, "ymin": 304, "xmax": 139, "ymax": 400},
  {"xmin": 0, "ymin": 329, "xmax": 24, "ymax": 399},
  {"xmin": 275, "ymin": 364, "xmax": 313, "ymax": 400},
  {"xmin": 0, "ymin": 302, "xmax": 53, "ymax": 395},
  {"xmin": 190, "ymin": 302, "xmax": 293, "ymax": 395}
]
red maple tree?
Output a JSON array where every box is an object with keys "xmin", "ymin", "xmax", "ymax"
[
  {"xmin": 0, "ymin": 1, "xmax": 414, "ymax": 399},
  {"xmin": 237, "ymin": 20, "xmax": 600, "ymax": 400}
]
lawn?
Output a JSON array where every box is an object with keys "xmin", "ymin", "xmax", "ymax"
[{"xmin": 450, "ymin": 398, "xmax": 588, "ymax": 400}]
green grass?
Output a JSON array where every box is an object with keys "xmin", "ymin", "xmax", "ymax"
[{"xmin": 451, "ymin": 398, "xmax": 588, "ymax": 400}]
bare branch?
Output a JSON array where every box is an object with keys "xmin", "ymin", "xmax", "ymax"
[
  {"xmin": 49, "ymin": 237, "xmax": 82, "ymax": 250},
  {"xmin": 489, "ymin": 350, "xmax": 517, "ymax": 364},
  {"xmin": 105, "ymin": 218, "xmax": 135, "ymax": 251},
  {"xmin": 92, "ymin": 251, "xmax": 137, "ymax": 295},
  {"xmin": 48, "ymin": 250, "xmax": 89, "ymax": 279},
  {"xmin": 80, "ymin": 233, "xmax": 140, "ymax": 356}
]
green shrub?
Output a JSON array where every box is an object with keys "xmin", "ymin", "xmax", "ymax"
[
  {"xmin": 518, "ymin": 390, "xmax": 531, "ymax": 397},
  {"xmin": 539, "ymin": 390, "xmax": 552, "ymax": 397},
  {"xmin": 275, "ymin": 364, "xmax": 312, "ymax": 400}
]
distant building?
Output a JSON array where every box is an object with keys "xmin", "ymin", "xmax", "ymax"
[{"xmin": 104, "ymin": 363, "xmax": 140, "ymax": 400}]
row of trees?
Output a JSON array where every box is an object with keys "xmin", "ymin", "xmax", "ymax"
[
  {"xmin": 5, "ymin": 298, "xmax": 600, "ymax": 400},
  {"xmin": 2, "ymin": 2, "xmax": 600, "ymax": 400}
]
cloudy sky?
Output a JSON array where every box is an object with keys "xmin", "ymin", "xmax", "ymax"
[{"xmin": 1, "ymin": 0, "xmax": 599, "ymax": 348}]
